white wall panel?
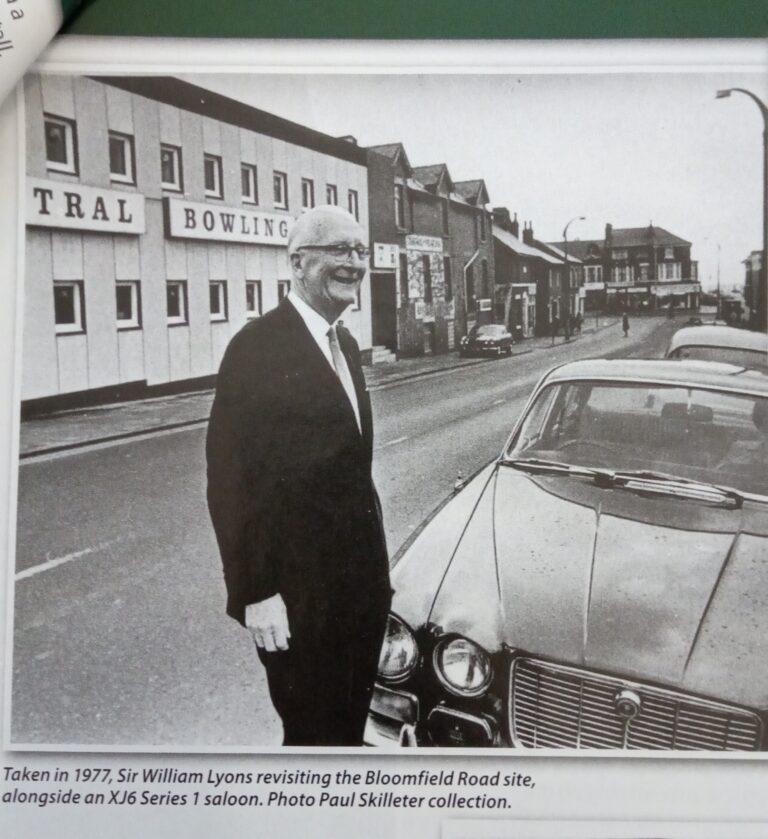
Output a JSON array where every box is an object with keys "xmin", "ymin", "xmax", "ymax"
[
  {"xmin": 82, "ymin": 235, "xmax": 119, "ymax": 389},
  {"xmin": 56, "ymin": 333, "xmax": 88, "ymax": 394},
  {"xmin": 51, "ymin": 232, "xmax": 83, "ymax": 280},
  {"xmin": 117, "ymin": 328, "xmax": 145, "ymax": 383},
  {"xmin": 22, "ymin": 232, "xmax": 58, "ymax": 399}
]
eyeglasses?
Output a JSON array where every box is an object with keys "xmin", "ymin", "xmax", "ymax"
[{"xmin": 298, "ymin": 243, "xmax": 371, "ymax": 261}]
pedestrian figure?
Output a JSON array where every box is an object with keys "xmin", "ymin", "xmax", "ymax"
[
  {"xmin": 576, "ymin": 312, "xmax": 583, "ymax": 334},
  {"xmin": 622, "ymin": 312, "xmax": 630, "ymax": 338},
  {"xmin": 550, "ymin": 315, "xmax": 559, "ymax": 345}
]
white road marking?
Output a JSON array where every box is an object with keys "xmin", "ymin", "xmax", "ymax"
[
  {"xmin": 15, "ymin": 539, "xmax": 119, "ymax": 581},
  {"xmin": 375, "ymin": 435, "xmax": 408, "ymax": 450},
  {"xmin": 492, "ymin": 398, "xmax": 506, "ymax": 405}
]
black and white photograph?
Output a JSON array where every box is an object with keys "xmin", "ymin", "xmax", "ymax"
[{"xmin": 5, "ymin": 41, "xmax": 768, "ymax": 752}]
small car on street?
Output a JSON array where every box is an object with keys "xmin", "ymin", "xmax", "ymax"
[
  {"xmin": 459, "ymin": 324, "xmax": 514, "ymax": 357},
  {"xmin": 367, "ymin": 359, "xmax": 768, "ymax": 750},
  {"xmin": 667, "ymin": 325, "xmax": 768, "ymax": 371}
]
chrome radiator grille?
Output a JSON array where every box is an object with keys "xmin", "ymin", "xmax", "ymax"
[{"xmin": 510, "ymin": 658, "xmax": 761, "ymax": 751}]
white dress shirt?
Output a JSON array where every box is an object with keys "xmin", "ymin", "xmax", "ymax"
[{"xmin": 287, "ymin": 291, "xmax": 361, "ymax": 430}]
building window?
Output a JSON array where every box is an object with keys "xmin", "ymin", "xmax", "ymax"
[
  {"xmin": 210, "ymin": 281, "xmax": 228, "ymax": 321},
  {"xmin": 326, "ymin": 184, "xmax": 338, "ymax": 205},
  {"xmin": 245, "ymin": 281, "xmax": 263, "ymax": 318},
  {"xmin": 585, "ymin": 265, "xmax": 603, "ymax": 284},
  {"xmin": 277, "ymin": 280, "xmax": 291, "ymax": 301},
  {"xmin": 273, "ymin": 171, "xmax": 288, "ymax": 209},
  {"xmin": 664, "ymin": 247, "xmax": 675, "ymax": 260},
  {"xmin": 241, "ymin": 163, "xmax": 258, "ymax": 205},
  {"xmin": 301, "ymin": 178, "xmax": 315, "ymax": 210},
  {"xmin": 166, "ymin": 281, "xmax": 188, "ymax": 325},
  {"xmin": 658, "ymin": 262, "xmax": 681, "ymax": 281},
  {"xmin": 481, "ymin": 260, "xmax": 489, "ymax": 298},
  {"xmin": 44, "ymin": 115, "xmax": 77, "ymax": 175},
  {"xmin": 613, "ymin": 265, "xmax": 631, "ymax": 284},
  {"xmin": 160, "ymin": 144, "xmax": 183, "ymax": 191},
  {"xmin": 442, "ymin": 200, "xmax": 450, "ymax": 237},
  {"xmin": 53, "ymin": 281, "xmax": 84, "ymax": 334},
  {"xmin": 423, "ymin": 255, "xmax": 433, "ymax": 303},
  {"xmin": 612, "ymin": 249, "xmax": 628, "ymax": 261},
  {"xmin": 399, "ymin": 252, "xmax": 409, "ymax": 303},
  {"xmin": 443, "ymin": 256, "xmax": 453, "ymax": 302},
  {"xmin": 466, "ymin": 266, "xmax": 476, "ymax": 311},
  {"xmin": 108, "ymin": 132, "xmax": 135, "ymax": 185},
  {"xmin": 395, "ymin": 183, "xmax": 406, "ymax": 229},
  {"xmin": 348, "ymin": 189, "xmax": 359, "ymax": 220},
  {"xmin": 116, "ymin": 281, "xmax": 140, "ymax": 329},
  {"xmin": 479, "ymin": 211, "xmax": 486, "ymax": 242},
  {"xmin": 204, "ymin": 154, "xmax": 223, "ymax": 199}
]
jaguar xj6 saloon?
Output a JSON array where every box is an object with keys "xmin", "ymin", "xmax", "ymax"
[{"xmin": 367, "ymin": 359, "xmax": 768, "ymax": 751}]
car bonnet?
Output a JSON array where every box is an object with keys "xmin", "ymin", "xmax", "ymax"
[{"xmin": 427, "ymin": 465, "xmax": 768, "ymax": 709}]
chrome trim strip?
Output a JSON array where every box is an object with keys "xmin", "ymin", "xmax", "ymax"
[{"xmin": 427, "ymin": 706, "xmax": 494, "ymax": 743}]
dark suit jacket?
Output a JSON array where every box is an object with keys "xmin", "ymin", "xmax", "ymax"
[{"xmin": 206, "ymin": 298, "xmax": 390, "ymax": 631}]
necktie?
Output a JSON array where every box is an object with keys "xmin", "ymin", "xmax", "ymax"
[{"xmin": 327, "ymin": 325, "xmax": 362, "ymax": 433}]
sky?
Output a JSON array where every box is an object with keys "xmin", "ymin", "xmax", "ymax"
[{"xmin": 192, "ymin": 69, "xmax": 767, "ymax": 293}]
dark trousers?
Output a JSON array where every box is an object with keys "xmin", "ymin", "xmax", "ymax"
[{"xmin": 257, "ymin": 599, "xmax": 388, "ymax": 746}]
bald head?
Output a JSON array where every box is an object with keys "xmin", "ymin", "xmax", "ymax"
[
  {"xmin": 287, "ymin": 205, "xmax": 363, "ymax": 255},
  {"xmin": 287, "ymin": 204, "xmax": 368, "ymax": 323}
]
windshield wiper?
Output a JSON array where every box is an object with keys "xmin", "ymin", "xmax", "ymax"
[
  {"xmin": 501, "ymin": 457, "xmax": 613, "ymax": 482},
  {"xmin": 502, "ymin": 460, "xmax": 750, "ymax": 508},
  {"xmin": 609, "ymin": 470, "xmax": 746, "ymax": 509}
]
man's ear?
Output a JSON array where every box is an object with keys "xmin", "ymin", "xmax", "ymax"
[{"xmin": 289, "ymin": 251, "xmax": 303, "ymax": 276}]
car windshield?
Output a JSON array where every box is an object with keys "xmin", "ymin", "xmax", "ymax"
[
  {"xmin": 670, "ymin": 345, "xmax": 768, "ymax": 371},
  {"xmin": 506, "ymin": 381, "xmax": 768, "ymax": 498},
  {"xmin": 472, "ymin": 325, "xmax": 505, "ymax": 337}
]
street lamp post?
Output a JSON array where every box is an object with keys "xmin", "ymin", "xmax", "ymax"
[
  {"xmin": 717, "ymin": 87, "xmax": 768, "ymax": 333},
  {"xmin": 562, "ymin": 216, "xmax": 585, "ymax": 341}
]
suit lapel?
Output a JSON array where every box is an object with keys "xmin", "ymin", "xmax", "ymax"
[{"xmin": 280, "ymin": 300, "xmax": 365, "ymax": 444}]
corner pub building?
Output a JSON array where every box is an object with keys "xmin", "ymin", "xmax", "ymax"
[{"xmin": 21, "ymin": 74, "xmax": 372, "ymax": 414}]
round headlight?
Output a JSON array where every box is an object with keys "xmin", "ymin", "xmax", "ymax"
[
  {"xmin": 377, "ymin": 614, "xmax": 419, "ymax": 682},
  {"xmin": 434, "ymin": 637, "xmax": 492, "ymax": 697}
]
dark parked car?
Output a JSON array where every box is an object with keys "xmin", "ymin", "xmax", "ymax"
[
  {"xmin": 367, "ymin": 359, "xmax": 768, "ymax": 750},
  {"xmin": 459, "ymin": 324, "xmax": 513, "ymax": 357}
]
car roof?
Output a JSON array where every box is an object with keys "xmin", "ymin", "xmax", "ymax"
[
  {"xmin": 667, "ymin": 325, "xmax": 768, "ymax": 354},
  {"xmin": 544, "ymin": 357, "xmax": 768, "ymax": 396}
]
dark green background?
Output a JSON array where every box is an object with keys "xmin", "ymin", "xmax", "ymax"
[{"xmin": 63, "ymin": 0, "xmax": 767, "ymax": 39}]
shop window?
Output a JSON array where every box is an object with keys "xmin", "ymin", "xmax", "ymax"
[
  {"xmin": 423, "ymin": 255, "xmax": 433, "ymax": 303},
  {"xmin": 241, "ymin": 163, "xmax": 258, "ymax": 205},
  {"xmin": 53, "ymin": 281, "xmax": 84, "ymax": 334},
  {"xmin": 273, "ymin": 171, "xmax": 288, "ymax": 209},
  {"xmin": 209, "ymin": 281, "xmax": 228, "ymax": 322},
  {"xmin": 166, "ymin": 281, "xmax": 188, "ymax": 325},
  {"xmin": 395, "ymin": 183, "xmax": 406, "ymax": 229},
  {"xmin": 399, "ymin": 252, "xmax": 409, "ymax": 303},
  {"xmin": 245, "ymin": 281, "xmax": 263, "ymax": 318},
  {"xmin": 348, "ymin": 189, "xmax": 359, "ymax": 221},
  {"xmin": 443, "ymin": 256, "xmax": 453, "ymax": 302},
  {"xmin": 301, "ymin": 178, "xmax": 315, "ymax": 210},
  {"xmin": 160, "ymin": 144, "xmax": 183, "ymax": 192},
  {"xmin": 204, "ymin": 154, "xmax": 223, "ymax": 199},
  {"xmin": 44, "ymin": 114, "xmax": 78, "ymax": 175},
  {"xmin": 277, "ymin": 280, "xmax": 291, "ymax": 301},
  {"xmin": 326, "ymin": 184, "xmax": 338, "ymax": 205},
  {"xmin": 116, "ymin": 281, "xmax": 141, "ymax": 329},
  {"xmin": 108, "ymin": 131, "xmax": 135, "ymax": 185}
]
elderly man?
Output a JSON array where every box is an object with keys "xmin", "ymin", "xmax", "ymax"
[{"xmin": 206, "ymin": 206, "xmax": 390, "ymax": 746}]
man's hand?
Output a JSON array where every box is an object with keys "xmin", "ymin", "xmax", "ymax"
[{"xmin": 245, "ymin": 593, "xmax": 290, "ymax": 652}]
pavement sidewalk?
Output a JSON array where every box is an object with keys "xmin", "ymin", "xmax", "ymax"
[{"xmin": 19, "ymin": 317, "xmax": 619, "ymax": 458}]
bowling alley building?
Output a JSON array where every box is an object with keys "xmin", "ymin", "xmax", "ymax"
[{"xmin": 21, "ymin": 74, "xmax": 371, "ymax": 413}]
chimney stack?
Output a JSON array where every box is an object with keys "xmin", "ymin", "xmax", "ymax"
[
  {"xmin": 522, "ymin": 221, "xmax": 534, "ymax": 245},
  {"xmin": 511, "ymin": 212, "xmax": 519, "ymax": 238}
]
